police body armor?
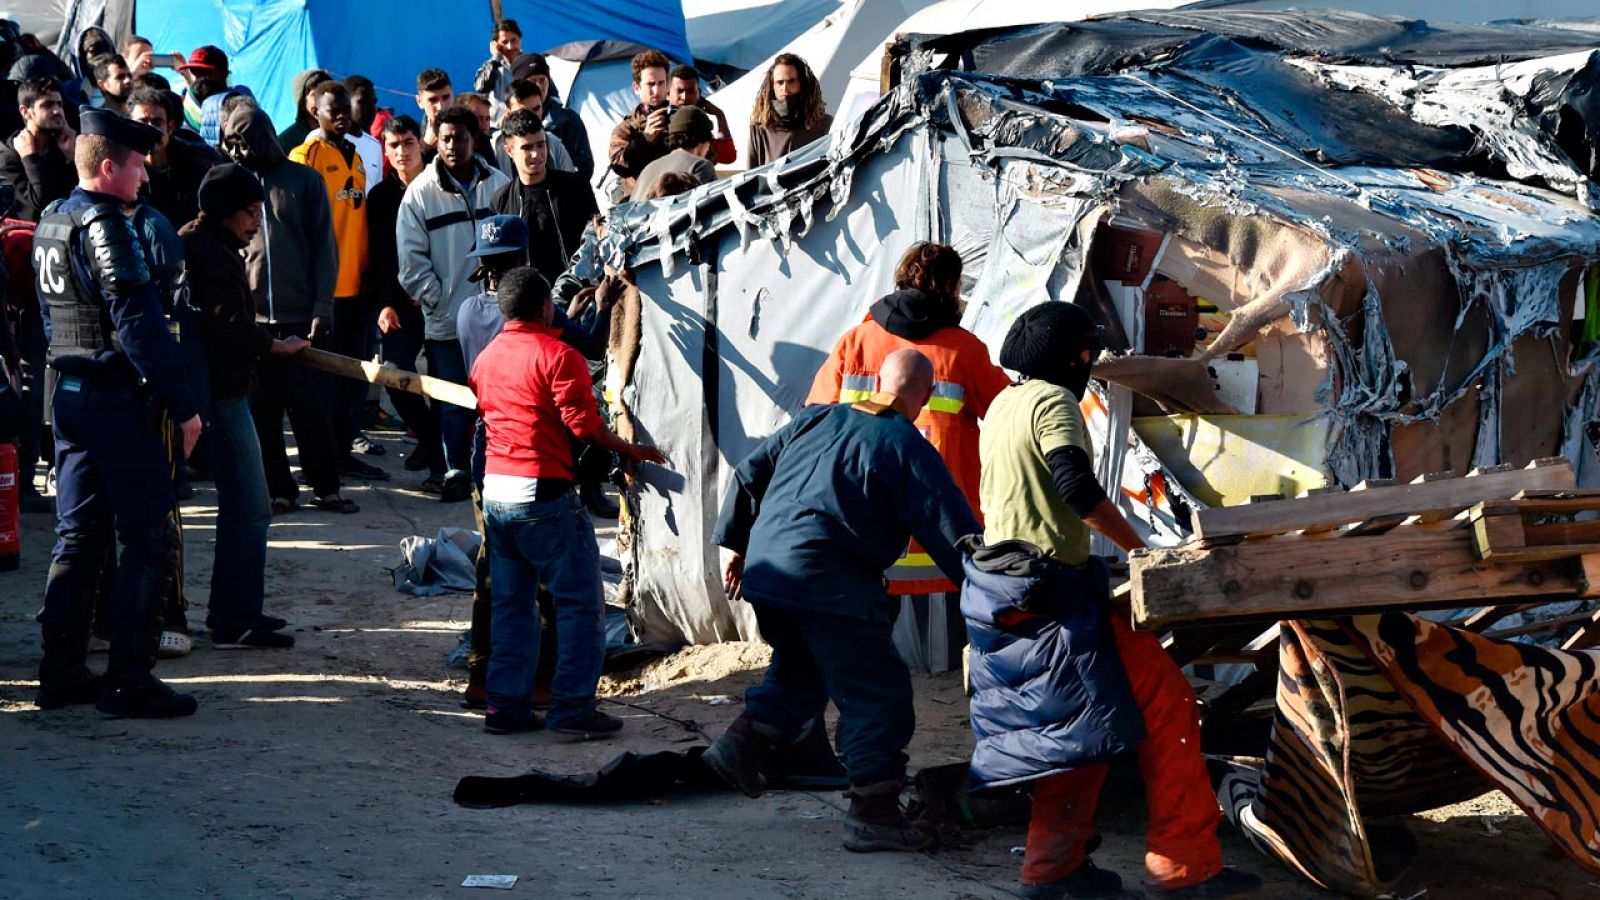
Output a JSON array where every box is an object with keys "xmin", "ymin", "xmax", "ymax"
[{"xmin": 34, "ymin": 200, "xmax": 149, "ymax": 370}]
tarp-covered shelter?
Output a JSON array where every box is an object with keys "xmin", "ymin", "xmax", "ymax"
[
  {"xmin": 590, "ymin": 12, "xmax": 1600, "ymax": 891},
  {"xmin": 136, "ymin": 0, "xmax": 690, "ymax": 132}
]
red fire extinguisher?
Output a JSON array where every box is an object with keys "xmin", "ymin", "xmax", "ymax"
[{"xmin": 0, "ymin": 443, "xmax": 19, "ymax": 571}]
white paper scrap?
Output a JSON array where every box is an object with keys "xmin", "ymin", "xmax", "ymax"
[{"xmin": 461, "ymin": 874, "xmax": 518, "ymax": 890}]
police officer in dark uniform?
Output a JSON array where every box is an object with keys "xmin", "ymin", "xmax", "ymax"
[{"xmin": 33, "ymin": 108, "xmax": 204, "ymax": 718}]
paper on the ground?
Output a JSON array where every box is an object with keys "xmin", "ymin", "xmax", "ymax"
[{"xmin": 461, "ymin": 874, "xmax": 518, "ymax": 889}]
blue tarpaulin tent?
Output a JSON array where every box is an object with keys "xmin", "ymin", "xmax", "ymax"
[{"xmin": 138, "ymin": 0, "xmax": 689, "ymax": 132}]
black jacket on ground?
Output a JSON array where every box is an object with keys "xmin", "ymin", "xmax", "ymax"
[
  {"xmin": 0, "ymin": 130, "xmax": 75, "ymax": 221},
  {"xmin": 181, "ymin": 216, "xmax": 274, "ymax": 402},
  {"xmin": 490, "ymin": 169, "xmax": 598, "ymax": 287}
]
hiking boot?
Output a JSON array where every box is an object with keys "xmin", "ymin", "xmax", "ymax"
[
  {"xmin": 1022, "ymin": 858, "xmax": 1123, "ymax": 899},
  {"xmin": 339, "ymin": 457, "xmax": 391, "ymax": 481},
  {"xmin": 1148, "ymin": 868, "xmax": 1262, "ymax": 898},
  {"xmin": 97, "ymin": 676, "xmax": 198, "ymax": 719},
  {"xmin": 703, "ymin": 711, "xmax": 780, "ymax": 798},
  {"xmin": 549, "ymin": 709, "xmax": 623, "ymax": 741},
  {"xmin": 842, "ymin": 780, "xmax": 934, "ymax": 853},
  {"xmin": 213, "ymin": 624, "xmax": 295, "ymax": 649},
  {"xmin": 484, "ymin": 707, "xmax": 545, "ymax": 734},
  {"xmin": 35, "ymin": 671, "xmax": 104, "ymax": 710},
  {"xmin": 580, "ymin": 480, "xmax": 620, "ymax": 519}
]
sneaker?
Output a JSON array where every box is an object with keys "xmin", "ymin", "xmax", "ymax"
[
  {"xmin": 484, "ymin": 707, "xmax": 545, "ymax": 734},
  {"xmin": 339, "ymin": 457, "xmax": 391, "ymax": 481},
  {"xmin": 439, "ymin": 476, "xmax": 472, "ymax": 503},
  {"xmin": 96, "ymin": 676, "xmax": 198, "ymax": 719},
  {"xmin": 419, "ymin": 474, "xmax": 446, "ymax": 495},
  {"xmin": 1147, "ymin": 868, "xmax": 1262, "ymax": 898},
  {"xmin": 157, "ymin": 630, "xmax": 193, "ymax": 659},
  {"xmin": 213, "ymin": 625, "xmax": 295, "ymax": 649},
  {"xmin": 35, "ymin": 672, "xmax": 104, "ymax": 710},
  {"xmin": 842, "ymin": 781, "xmax": 934, "ymax": 853},
  {"xmin": 549, "ymin": 709, "xmax": 623, "ymax": 741},
  {"xmin": 1021, "ymin": 858, "xmax": 1123, "ymax": 899},
  {"xmin": 352, "ymin": 433, "xmax": 387, "ymax": 456}
]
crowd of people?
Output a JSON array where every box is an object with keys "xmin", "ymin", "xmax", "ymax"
[{"xmin": 0, "ymin": 19, "xmax": 1262, "ymax": 898}]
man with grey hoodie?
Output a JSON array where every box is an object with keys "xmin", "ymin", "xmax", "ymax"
[{"xmin": 220, "ymin": 104, "xmax": 359, "ymax": 515}]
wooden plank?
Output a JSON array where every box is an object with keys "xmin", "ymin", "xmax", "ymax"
[
  {"xmin": 1458, "ymin": 603, "xmax": 1541, "ymax": 632},
  {"xmin": 1471, "ymin": 512, "xmax": 1528, "ymax": 561},
  {"xmin": 1132, "ymin": 527, "xmax": 1582, "ymax": 629},
  {"xmin": 1193, "ymin": 459, "xmax": 1575, "ymax": 540},
  {"xmin": 300, "ymin": 348, "xmax": 478, "ymax": 410},
  {"xmin": 1475, "ymin": 492, "xmax": 1600, "ymax": 518}
]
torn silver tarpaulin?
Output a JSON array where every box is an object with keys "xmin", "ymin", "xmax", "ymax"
[{"xmin": 599, "ymin": 34, "xmax": 1600, "ymax": 647}]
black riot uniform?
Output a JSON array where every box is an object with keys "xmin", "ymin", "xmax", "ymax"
[{"xmin": 33, "ymin": 109, "xmax": 201, "ymax": 718}]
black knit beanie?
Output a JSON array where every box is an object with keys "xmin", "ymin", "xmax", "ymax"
[
  {"xmin": 198, "ymin": 163, "xmax": 265, "ymax": 221},
  {"xmin": 999, "ymin": 302, "xmax": 1103, "ymax": 392}
]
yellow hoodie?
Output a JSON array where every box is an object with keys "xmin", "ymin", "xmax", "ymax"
[{"xmin": 290, "ymin": 134, "xmax": 368, "ymax": 299}]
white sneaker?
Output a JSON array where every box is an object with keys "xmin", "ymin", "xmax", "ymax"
[{"xmin": 157, "ymin": 631, "xmax": 193, "ymax": 659}]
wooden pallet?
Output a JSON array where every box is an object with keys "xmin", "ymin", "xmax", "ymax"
[{"xmin": 1132, "ymin": 458, "xmax": 1598, "ymax": 629}]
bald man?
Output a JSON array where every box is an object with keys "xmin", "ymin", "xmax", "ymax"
[{"xmin": 707, "ymin": 348, "xmax": 981, "ymax": 853}]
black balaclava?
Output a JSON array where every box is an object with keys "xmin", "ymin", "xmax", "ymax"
[{"xmin": 999, "ymin": 301, "xmax": 1104, "ymax": 398}]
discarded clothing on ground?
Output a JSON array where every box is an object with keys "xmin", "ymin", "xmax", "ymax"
[{"xmin": 391, "ymin": 527, "xmax": 480, "ymax": 596}]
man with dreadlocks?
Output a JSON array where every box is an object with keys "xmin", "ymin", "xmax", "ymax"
[{"xmin": 746, "ymin": 53, "xmax": 832, "ymax": 169}]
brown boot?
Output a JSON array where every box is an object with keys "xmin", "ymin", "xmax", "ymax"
[
  {"xmin": 843, "ymin": 780, "xmax": 934, "ymax": 852},
  {"xmin": 702, "ymin": 711, "xmax": 780, "ymax": 798}
]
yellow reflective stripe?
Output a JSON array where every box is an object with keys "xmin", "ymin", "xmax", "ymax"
[
  {"xmin": 926, "ymin": 380, "xmax": 966, "ymax": 414},
  {"xmin": 838, "ymin": 373, "xmax": 876, "ymax": 403},
  {"xmin": 839, "ymin": 388, "xmax": 874, "ymax": 403},
  {"xmin": 885, "ymin": 552, "xmax": 944, "ymax": 581}
]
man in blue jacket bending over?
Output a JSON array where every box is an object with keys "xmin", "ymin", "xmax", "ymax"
[{"xmin": 706, "ymin": 348, "xmax": 980, "ymax": 853}]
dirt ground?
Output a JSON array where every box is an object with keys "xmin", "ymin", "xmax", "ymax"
[{"xmin": 1, "ymin": 427, "xmax": 1595, "ymax": 899}]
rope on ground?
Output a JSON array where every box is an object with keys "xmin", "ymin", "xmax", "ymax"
[{"xmin": 599, "ymin": 696, "xmax": 710, "ymax": 741}]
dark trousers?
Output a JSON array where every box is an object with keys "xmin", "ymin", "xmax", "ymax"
[
  {"xmin": 316, "ymin": 295, "xmax": 377, "ymax": 458},
  {"xmin": 381, "ymin": 305, "xmax": 442, "ymax": 473},
  {"xmin": 37, "ymin": 376, "xmax": 176, "ymax": 686},
  {"xmin": 424, "ymin": 338, "xmax": 472, "ymax": 480},
  {"xmin": 744, "ymin": 602, "xmax": 913, "ymax": 786},
  {"xmin": 251, "ymin": 322, "xmax": 341, "ymax": 500},
  {"xmin": 15, "ymin": 300, "xmax": 47, "ymax": 488}
]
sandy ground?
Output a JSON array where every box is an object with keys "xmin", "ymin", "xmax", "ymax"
[{"xmin": 1, "ymin": 427, "xmax": 1595, "ymax": 899}]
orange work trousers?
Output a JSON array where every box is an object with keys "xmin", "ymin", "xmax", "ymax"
[{"xmin": 1021, "ymin": 614, "xmax": 1222, "ymax": 890}]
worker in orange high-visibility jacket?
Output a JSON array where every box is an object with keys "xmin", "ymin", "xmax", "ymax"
[{"xmin": 807, "ymin": 242, "xmax": 1011, "ymax": 595}]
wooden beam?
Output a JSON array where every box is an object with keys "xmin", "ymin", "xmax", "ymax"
[
  {"xmin": 1132, "ymin": 528, "xmax": 1582, "ymax": 629},
  {"xmin": 300, "ymin": 348, "xmax": 478, "ymax": 410},
  {"xmin": 1193, "ymin": 459, "xmax": 1575, "ymax": 540}
]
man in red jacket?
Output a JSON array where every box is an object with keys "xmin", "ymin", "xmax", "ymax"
[{"xmin": 468, "ymin": 266, "xmax": 664, "ymax": 739}]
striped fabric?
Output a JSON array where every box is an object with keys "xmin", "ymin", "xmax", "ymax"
[
  {"xmin": 839, "ymin": 373, "xmax": 876, "ymax": 403},
  {"xmin": 834, "ymin": 374, "xmax": 965, "ymax": 415},
  {"xmin": 1216, "ymin": 614, "xmax": 1600, "ymax": 894}
]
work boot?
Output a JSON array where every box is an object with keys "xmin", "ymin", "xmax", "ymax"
[
  {"xmin": 580, "ymin": 480, "xmax": 619, "ymax": 519},
  {"xmin": 702, "ymin": 711, "xmax": 780, "ymax": 798},
  {"xmin": 35, "ymin": 670, "xmax": 104, "ymax": 710},
  {"xmin": 96, "ymin": 676, "xmax": 198, "ymax": 719},
  {"xmin": 1147, "ymin": 868, "xmax": 1261, "ymax": 898},
  {"xmin": 1021, "ymin": 857, "xmax": 1123, "ymax": 899},
  {"xmin": 842, "ymin": 780, "xmax": 934, "ymax": 853}
]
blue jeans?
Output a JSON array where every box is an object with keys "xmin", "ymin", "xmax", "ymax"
[
  {"xmin": 424, "ymin": 338, "xmax": 473, "ymax": 481},
  {"xmin": 744, "ymin": 603, "xmax": 913, "ymax": 786},
  {"xmin": 483, "ymin": 491, "xmax": 604, "ymax": 724},
  {"xmin": 207, "ymin": 396, "xmax": 271, "ymax": 633}
]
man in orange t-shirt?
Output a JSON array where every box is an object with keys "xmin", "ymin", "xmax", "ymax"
[{"xmin": 807, "ymin": 242, "xmax": 1010, "ymax": 599}]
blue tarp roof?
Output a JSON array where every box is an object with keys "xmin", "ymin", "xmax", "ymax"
[{"xmin": 139, "ymin": 0, "xmax": 689, "ymax": 132}]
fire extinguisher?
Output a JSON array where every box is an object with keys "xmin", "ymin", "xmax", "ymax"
[{"xmin": 0, "ymin": 443, "xmax": 19, "ymax": 571}]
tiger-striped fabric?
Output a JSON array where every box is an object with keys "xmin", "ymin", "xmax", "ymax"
[{"xmin": 1213, "ymin": 614, "xmax": 1600, "ymax": 896}]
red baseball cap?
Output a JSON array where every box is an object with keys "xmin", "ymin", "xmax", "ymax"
[{"xmin": 176, "ymin": 45, "xmax": 229, "ymax": 76}]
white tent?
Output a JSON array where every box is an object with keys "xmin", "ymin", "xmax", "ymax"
[{"xmin": 684, "ymin": 0, "xmax": 842, "ymax": 72}]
